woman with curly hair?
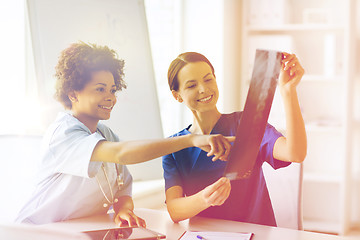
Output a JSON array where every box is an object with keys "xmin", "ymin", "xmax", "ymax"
[{"xmin": 15, "ymin": 42, "xmax": 233, "ymax": 226}]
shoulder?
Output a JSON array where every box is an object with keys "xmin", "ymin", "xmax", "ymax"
[
  {"xmin": 163, "ymin": 127, "xmax": 191, "ymax": 162},
  {"xmin": 221, "ymin": 111, "xmax": 243, "ymax": 122},
  {"xmin": 48, "ymin": 112, "xmax": 89, "ymax": 136},
  {"xmin": 213, "ymin": 111, "xmax": 243, "ymax": 134},
  {"xmin": 263, "ymin": 122, "xmax": 283, "ymax": 140},
  {"xmin": 265, "ymin": 122, "xmax": 281, "ymax": 134},
  {"xmin": 97, "ymin": 122, "xmax": 119, "ymax": 142},
  {"xmin": 167, "ymin": 126, "xmax": 191, "ymax": 138},
  {"xmin": 43, "ymin": 112, "xmax": 93, "ymax": 147}
]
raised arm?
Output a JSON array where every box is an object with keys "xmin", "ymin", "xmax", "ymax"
[
  {"xmin": 165, "ymin": 177, "xmax": 231, "ymax": 222},
  {"xmin": 273, "ymin": 52, "xmax": 307, "ymax": 163},
  {"xmin": 91, "ymin": 134, "xmax": 235, "ymax": 164}
]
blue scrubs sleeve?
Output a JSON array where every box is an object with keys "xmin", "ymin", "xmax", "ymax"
[
  {"xmin": 259, "ymin": 124, "xmax": 291, "ymax": 169},
  {"xmin": 162, "ymin": 153, "xmax": 182, "ymax": 191}
]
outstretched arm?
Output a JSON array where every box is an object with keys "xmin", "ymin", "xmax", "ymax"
[
  {"xmin": 165, "ymin": 177, "xmax": 231, "ymax": 222},
  {"xmin": 273, "ymin": 52, "xmax": 307, "ymax": 163},
  {"xmin": 91, "ymin": 134, "xmax": 235, "ymax": 165}
]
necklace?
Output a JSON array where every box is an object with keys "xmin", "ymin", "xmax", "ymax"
[{"xmin": 96, "ymin": 128, "xmax": 124, "ymax": 208}]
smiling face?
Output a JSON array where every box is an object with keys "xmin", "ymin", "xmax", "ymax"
[
  {"xmin": 70, "ymin": 70, "xmax": 117, "ymax": 130},
  {"xmin": 173, "ymin": 61, "xmax": 219, "ymax": 113}
]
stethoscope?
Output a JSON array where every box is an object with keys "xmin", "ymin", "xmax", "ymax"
[{"xmin": 96, "ymin": 129, "xmax": 124, "ymax": 208}]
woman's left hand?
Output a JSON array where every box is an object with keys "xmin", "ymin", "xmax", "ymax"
[
  {"xmin": 114, "ymin": 208, "xmax": 146, "ymax": 228},
  {"xmin": 279, "ymin": 53, "xmax": 305, "ymax": 92}
]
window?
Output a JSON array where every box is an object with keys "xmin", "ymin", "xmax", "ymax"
[
  {"xmin": 145, "ymin": 0, "xmax": 224, "ymax": 136},
  {"xmin": 0, "ymin": 0, "xmax": 224, "ymax": 137},
  {"xmin": 0, "ymin": 0, "xmax": 48, "ymax": 135}
]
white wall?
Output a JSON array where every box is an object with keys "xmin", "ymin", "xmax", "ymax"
[
  {"xmin": 223, "ymin": 0, "xmax": 244, "ymax": 113},
  {"xmin": 179, "ymin": 0, "xmax": 225, "ymax": 125},
  {"xmin": 145, "ymin": 0, "xmax": 225, "ymax": 135},
  {"xmin": 352, "ymin": 0, "xmax": 360, "ymax": 228}
]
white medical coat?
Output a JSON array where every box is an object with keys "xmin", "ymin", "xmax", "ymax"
[{"xmin": 15, "ymin": 112, "xmax": 132, "ymax": 224}]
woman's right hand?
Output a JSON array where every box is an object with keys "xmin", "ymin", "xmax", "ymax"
[
  {"xmin": 191, "ymin": 134, "xmax": 235, "ymax": 161},
  {"xmin": 114, "ymin": 208, "xmax": 146, "ymax": 228},
  {"xmin": 200, "ymin": 177, "xmax": 231, "ymax": 208}
]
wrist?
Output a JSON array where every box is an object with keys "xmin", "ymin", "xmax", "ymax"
[
  {"xmin": 186, "ymin": 134, "xmax": 195, "ymax": 148},
  {"xmin": 115, "ymin": 206, "xmax": 133, "ymax": 216},
  {"xmin": 114, "ymin": 196, "xmax": 134, "ymax": 213},
  {"xmin": 279, "ymin": 86, "xmax": 297, "ymax": 98},
  {"xmin": 196, "ymin": 190, "xmax": 211, "ymax": 209}
]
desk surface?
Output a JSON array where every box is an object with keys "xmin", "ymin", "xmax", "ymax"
[{"xmin": 42, "ymin": 208, "xmax": 358, "ymax": 240}]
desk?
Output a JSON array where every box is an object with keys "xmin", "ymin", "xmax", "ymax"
[{"xmin": 42, "ymin": 208, "xmax": 358, "ymax": 240}]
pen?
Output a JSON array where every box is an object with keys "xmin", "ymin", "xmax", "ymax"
[{"xmin": 196, "ymin": 235, "xmax": 207, "ymax": 240}]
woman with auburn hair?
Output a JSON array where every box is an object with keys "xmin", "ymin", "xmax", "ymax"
[{"xmin": 162, "ymin": 51, "xmax": 307, "ymax": 226}]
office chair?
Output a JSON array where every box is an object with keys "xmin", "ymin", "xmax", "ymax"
[{"xmin": 262, "ymin": 161, "xmax": 303, "ymax": 230}]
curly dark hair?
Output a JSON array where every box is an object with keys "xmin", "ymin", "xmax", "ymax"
[{"xmin": 54, "ymin": 42, "xmax": 126, "ymax": 109}]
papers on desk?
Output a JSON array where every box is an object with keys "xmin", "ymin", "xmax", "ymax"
[{"xmin": 179, "ymin": 231, "xmax": 254, "ymax": 240}]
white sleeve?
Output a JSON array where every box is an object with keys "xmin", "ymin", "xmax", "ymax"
[{"xmin": 48, "ymin": 124, "xmax": 104, "ymax": 178}]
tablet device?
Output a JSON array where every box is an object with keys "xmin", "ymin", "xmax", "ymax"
[
  {"xmin": 82, "ymin": 227, "xmax": 166, "ymax": 240},
  {"xmin": 224, "ymin": 49, "xmax": 282, "ymax": 180}
]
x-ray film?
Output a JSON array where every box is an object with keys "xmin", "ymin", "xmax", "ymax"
[{"xmin": 224, "ymin": 49, "xmax": 282, "ymax": 180}]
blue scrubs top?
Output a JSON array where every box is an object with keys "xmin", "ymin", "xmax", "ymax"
[{"xmin": 162, "ymin": 112, "xmax": 290, "ymax": 226}]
